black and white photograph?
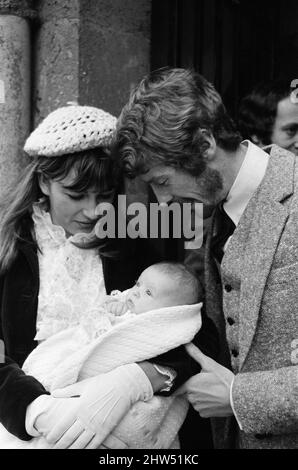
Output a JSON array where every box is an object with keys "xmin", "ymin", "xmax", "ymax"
[{"xmin": 0, "ymin": 0, "xmax": 297, "ymax": 456}]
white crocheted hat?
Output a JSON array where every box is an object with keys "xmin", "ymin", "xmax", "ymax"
[{"xmin": 24, "ymin": 105, "xmax": 117, "ymax": 157}]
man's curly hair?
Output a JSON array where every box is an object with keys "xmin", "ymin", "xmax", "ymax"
[{"xmin": 113, "ymin": 67, "xmax": 242, "ymax": 178}]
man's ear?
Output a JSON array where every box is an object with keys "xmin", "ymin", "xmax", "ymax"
[
  {"xmin": 38, "ymin": 174, "xmax": 50, "ymax": 196},
  {"xmin": 198, "ymin": 129, "xmax": 217, "ymax": 161}
]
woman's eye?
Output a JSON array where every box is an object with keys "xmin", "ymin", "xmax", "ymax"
[
  {"xmin": 67, "ymin": 193, "xmax": 84, "ymax": 201},
  {"xmin": 158, "ymin": 179, "xmax": 168, "ymax": 186},
  {"xmin": 146, "ymin": 289, "xmax": 152, "ymax": 296}
]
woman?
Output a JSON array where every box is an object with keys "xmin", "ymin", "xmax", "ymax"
[{"xmin": 0, "ymin": 105, "xmax": 183, "ymax": 449}]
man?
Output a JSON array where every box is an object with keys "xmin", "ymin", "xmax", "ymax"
[
  {"xmin": 114, "ymin": 68, "xmax": 298, "ymax": 449},
  {"xmin": 238, "ymin": 78, "xmax": 298, "ymax": 155}
]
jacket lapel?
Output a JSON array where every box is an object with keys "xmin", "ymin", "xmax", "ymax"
[
  {"xmin": 225, "ymin": 147, "xmax": 295, "ymax": 369},
  {"xmin": 205, "ymin": 212, "xmax": 232, "ymax": 368}
]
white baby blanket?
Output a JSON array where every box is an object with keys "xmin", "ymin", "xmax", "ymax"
[{"xmin": 0, "ymin": 302, "xmax": 202, "ymax": 449}]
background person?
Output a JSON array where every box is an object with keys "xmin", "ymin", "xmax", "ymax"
[{"xmin": 238, "ymin": 78, "xmax": 298, "ymax": 154}]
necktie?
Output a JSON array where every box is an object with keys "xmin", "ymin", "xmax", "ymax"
[{"xmin": 211, "ymin": 204, "xmax": 236, "ymax": 263}]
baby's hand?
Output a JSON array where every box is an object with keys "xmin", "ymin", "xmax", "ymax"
[{"xmin": 106, "ymin": 300, "xmax": 127, "ymax": 316}]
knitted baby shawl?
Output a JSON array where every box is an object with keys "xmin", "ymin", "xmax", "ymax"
[{"xmin": 1, "ymin": 303, "xmax": 202, "ymax": 449}]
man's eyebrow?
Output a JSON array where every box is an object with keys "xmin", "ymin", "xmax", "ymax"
[{"xmin": 281, "ymin": 123, "xmax": 298, "ymax": 129}]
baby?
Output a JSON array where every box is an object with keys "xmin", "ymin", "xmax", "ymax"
[
  {"xmin": 107, "ymin": 261, "xmax": 201, "ymax": 318},
  {"xmin": 0, "ymin": 262, "xmax": 202, "ymax": 449},
  {"xmin": 49, "ymin": 261, "xmax": 201, "ymax": 342}
]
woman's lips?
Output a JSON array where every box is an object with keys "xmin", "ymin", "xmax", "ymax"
[{"xmin": 75, "ymin": 220, "xmax": 95, "ymax": 227}]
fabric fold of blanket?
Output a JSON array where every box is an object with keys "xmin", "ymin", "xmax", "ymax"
[{"xmin": 0, "ymin": 302, "xmax": 202, "ymax": 449}]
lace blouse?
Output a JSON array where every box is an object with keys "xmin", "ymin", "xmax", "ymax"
[{"xmin": 32, "ymin": 203, "xmax": 108, "ymax": 341}]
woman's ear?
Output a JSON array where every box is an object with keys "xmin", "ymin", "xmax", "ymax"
[
  {"xmin": 38, "ymin": 174, "xmax": 50, "ymax": 196},
  {"xmin": 198, "ymin": 128, "xmax": 217, "ymax": 162}
]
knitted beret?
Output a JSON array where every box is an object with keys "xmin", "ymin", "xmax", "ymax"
[{"xmin": 24, "ymin": 105, "xmax": 117, "ymax": 157}]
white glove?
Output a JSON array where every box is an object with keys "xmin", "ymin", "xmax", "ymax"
[
  {"xmin": 26, "ymin": 394, "xmax": 82, "ymax": 442},
  {"xmin": 98, "ymin": 434, "xmax": 128, "ymax": 449},
  {"xmin": 51, "ymin": 363, "xmax": 153, "ymax": 449},
  {"xmin": 26, "ymin": 395, "xmax": 127, "ymax": 449}
]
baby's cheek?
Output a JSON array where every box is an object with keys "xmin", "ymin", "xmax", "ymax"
[
  {"xmin": 132, "ymin": 299, "xmax": 143, "ymax": 314},
  {"xmin": 137, "ymin": 298, "xmax": 153, "ymax": 314}
]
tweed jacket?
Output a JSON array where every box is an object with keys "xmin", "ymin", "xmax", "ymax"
[{"xmin": 205, "ymin": 145, "xmax": 298, "ymax": 449}]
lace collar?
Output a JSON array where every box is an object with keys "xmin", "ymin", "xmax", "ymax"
[{"xmin": 32, "ymin": 200, "xmax": 96, "ymax": 246}]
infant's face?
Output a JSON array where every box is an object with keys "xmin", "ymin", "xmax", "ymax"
[{"xmin": 126, "ymin": 267, "xmax": 177, "ymax": 314}]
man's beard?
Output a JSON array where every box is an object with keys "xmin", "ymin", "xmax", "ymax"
[
  {"xmin": 172, "ymin": 167, "xmax": 224, "ymax": 208},
  {"xmin": 196, "ymin": 166, "xmax": 224, "ymax": 204}
]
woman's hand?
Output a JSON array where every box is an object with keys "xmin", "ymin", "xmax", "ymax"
[
  {"xmin": 51, "ymin": 363, "xmax": 153, "ymax": 449},
  {"xmin": 26, "ymin": 395, "xmax": 83, "ymax": 444},
  {"xmin": 27, "ymin": 393, "xmax": 129, "ymax": 449}
]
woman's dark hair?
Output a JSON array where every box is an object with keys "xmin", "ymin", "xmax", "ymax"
[
  {"xmin": 113, "ymin": 67, "xmax": 242, "ymax": 178},
  {"xmin": 238, "ymin": 78, "xmax": 293, "ymax": 145},
  {"xmin": 0, "ymin": 148, "xmax": 120, "ymax": 273}
]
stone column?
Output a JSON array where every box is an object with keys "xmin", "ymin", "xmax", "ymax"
[
  {"xmin": 33, "ymin": 0, "xmax": 80, "ymax": 125},
  {"xmin": 0, "ymin": 0, "xmax": 36, "ymax": 200}
]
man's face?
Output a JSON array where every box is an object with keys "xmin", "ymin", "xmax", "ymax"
[
  {"xmin": 140, "ymin": 164, "xmax": 225, "ymax": 212},
  {"xmin": 271, "ymin": 96, "xmax": 298, "ymax": 155}
]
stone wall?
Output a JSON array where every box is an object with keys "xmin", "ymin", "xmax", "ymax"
[
  {"xmin": 79, "ymin": 0, "xmax": 151, "ymax": 116},
  {"xmin": 34, "ymin": 0, "xmax": 151, "ymax": 123}
]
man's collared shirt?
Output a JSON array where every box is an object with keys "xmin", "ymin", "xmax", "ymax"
[
  {"xmin": 223, "ymin": 140, "xmax": 269, "ymax": 227},
  {"xmin": 222, "ymin": 140, "xmax": 269, "ymax": 251}
]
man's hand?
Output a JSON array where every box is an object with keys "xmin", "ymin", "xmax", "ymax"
[{"xmin": 175, "ymin": 343, "xmax": 235, "ymax": 418}]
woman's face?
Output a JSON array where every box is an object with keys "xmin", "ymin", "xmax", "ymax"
[{"xmin": 39, "ymin": 169, "xmax": 114, "ymax": 236}]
